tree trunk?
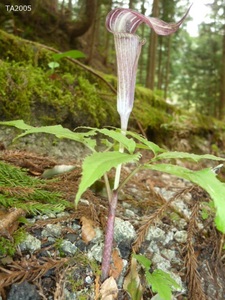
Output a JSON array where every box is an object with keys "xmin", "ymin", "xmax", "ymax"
[
  {"xmin": 70, "ymin": 0, "xmax": 97, "ymax": 39},
  {"xmin": 129, "ymin": 0, "xmax": 135, "ymax": 9},
  {"xmin": 219, "ymin": 24, "xmax": 225, "ymax": 119},
  {"xmin": 102, "ymin": 0, "xmax": 113, "ymax": 66},
  {"xmin": 86, "ymin": 0, "xmax": 101, "ymax": 64},
  {"xmin": 138, "ymin": 0, "xmax": 146, "ymax": 84},
  {"xmin": 145, "ymin": 0, "xmax": 159, "ymax": 90},
  {"xmin": 164, "ymin": 36, "xmax": 172, "ymax": 99},
  {"xmin": 157, "ymin": 36, "xmax": 163, "ymax": 90}
]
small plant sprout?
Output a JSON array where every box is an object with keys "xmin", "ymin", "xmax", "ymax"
[
  {"xmin": 48, "ymin": 50, "xmax": 85, "ymax": 74},
  {"xmin": 101, "ymin": 6, "xmax": 191, "ymax": 282}
]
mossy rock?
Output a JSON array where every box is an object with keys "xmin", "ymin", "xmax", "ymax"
[
  {"xmin": 0, "ymin": 29, "xmax": 225, "ymax": 152},
  {"xmin": 0, "ymin": 30, "xmax": 173, "ymax": 131},
  {"xmin": 0, "ymin": 30, "xmax": 118, "ymax": 128}
]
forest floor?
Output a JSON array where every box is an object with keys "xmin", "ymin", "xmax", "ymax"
[{"xmin": 0, "ymin": 147, "xmax": 225, "ymax": 300}]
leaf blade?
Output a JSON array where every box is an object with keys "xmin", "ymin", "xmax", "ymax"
[
  {"xmin": 0, "ymin": 120, "xmax": 97, "ymax": 151},
  {"xmin": 75, "ymin": 151, "xmax": 141, "ymax": 205},
  {"xmin": 153, "ymin": 151, "xmax": 225, "ymax": 162},
  {"xmin": 52, "ymin": 50, "xmax": 86, "ymax": 60},
  {"xmin": 126, "ymin": 130, "xmax": 165, "ymax": 155},
  {"xmin": 144, "ymin": 163, "xmax": 225, "ymax": 233}
]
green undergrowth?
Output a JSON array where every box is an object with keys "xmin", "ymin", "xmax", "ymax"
[
  {"xmin": 0, "ymin": 228, "xmax": 27, "ymax": 256},
  {"xmin": 0, "ymin": 160, "xmax": 72, "ymax": 214}
]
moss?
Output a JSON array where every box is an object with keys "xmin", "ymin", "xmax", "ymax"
[
  {"xmin": 0, "ymin": 59, "xmax": 117, "ymax": 127},
  {"xmin": 0, "ymin": 228, "xmax": 27, "ymax": 256},
  {"xmin": 0, "ymin": 30, "xmax": 120, "ymax": 128},
  {"xmin": 75, "ymin": 76, "xmax": 116, "ymax": 127}
]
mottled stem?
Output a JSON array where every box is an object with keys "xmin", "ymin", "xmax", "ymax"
[{"xmin": 101, "ymin": 189, "xmax": 118, "ymax": 282}]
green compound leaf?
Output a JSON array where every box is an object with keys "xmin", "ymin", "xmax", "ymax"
[
  {"xmin": 99, "ymin": 128, "xmax": 136, "ymax": 154},
  {"xmin": 75, "ymin": 151, "xmax": 141, "ymax": 206},
  {"xmin": 77, "ymin": 127, "xmax": 137, "ymax": 154},
  {"xmin": 126, "ymin": 130, "xmax": 165, "ymax": 155},
  {"xmin": 153, "ymin": 151, "xmax": 225, "ymax": 162},
  {"xmin": 146, "ymin": 270, "xmax": 180, "ymax": 300},
  {"xmin": 133, "ymin": 254, "xmax": 151, "ymax": 269},
  {"xmin": 144, "ymin": 163, "xmax": 225, "ymax": 233},
  {"xmin": 0, "ymin": 120, "xmax": 33, "ymax": 130},
  {"xmin": 134, "ymin": 254, "xmax": 180, "ymax": 300},
  {"xmin": 52, "ymin": 50, "xmax": 86, "ymax": 60},
  {"xmin": 0, "ymin": 120, "xmax": 97, "ymax": 151}
]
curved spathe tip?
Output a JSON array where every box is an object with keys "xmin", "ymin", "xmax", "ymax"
[{"xmin": 106, "ymin": 5, "xmax": 192, "ymax": 36}]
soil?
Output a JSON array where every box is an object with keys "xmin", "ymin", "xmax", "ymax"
[{"xmin": 0, "ymin": 146, "xmax": 225, "ymax": 300}]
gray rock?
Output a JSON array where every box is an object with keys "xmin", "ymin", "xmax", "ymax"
[
  {"xmin": 41, "ymin": 223, "xmax": 62, "ymax": 239},
  {"xmin": 146, "ymin": 227, "xmax": 165, "ymax": 241},
  {"xmin": 174, "ymin": 200, "xmax": 191, "ymax": 217},
  {"xmin": 71, "ymin": 223, "xmax": 81, "ymax": 230},
  {"xmin": 19, "ymin": 234, "xmax": 41, "ymax": 252},
  {"xmin": 7, "ymin": 281, "xmax": 41, "ymax": 300},
  {"xmin": 114, "ymin": 217, "xmax": 136, "ymax": 243},
  {"xmin": 87, "ymin": 243, "xmax": 104, "ymax": 262},
  {"xmin": 57, "ymin": 211, "xmax": 70, "ymax": 218},
  {"xmin": 152, "ymin": 253, "xmax": 171, "ymax": 271},
  {"xmin": 64, "ymin": 288, "xmax": 77, "ymax": 300},
  {"xmin": 161, "ymin": 249, "xmax": 176, "ymax": 261},
  {"xmin": 36, "ymin": 214, "xmax": 49, "ymax": 220},
  {"xmin": 0, "ymin": 127, "xmax": 90, "ymax": 161},
  {"xmin": 122, "ymin": 202, "xmax": 131, "ymax": 209},
  {"xmin": 174, "ymin": 230, "xmax": 187, "ymax": 243},
  {"xmin": 147, "ymin": 240, "xmax": 160, "ymax": 253},
  {"xmin": 155, "ymin": 187, "xmax": 175, "ymax": 200},
  {"xmin": 60, "ymin": 240, "xmax": 77, "ymax": 255},
  {"xmin": 91, "ymin": 227, "xmax": 103, "ymax": 243},
  {"xmin": 85, "ymin": 275, "xmax": 93, "ymax": 284},
  {"xmin": 163, "ymin": 231, "xmax": 174, "ymax": 245},
  {"xmin": 124, "ymin": 209, "xmax": 136, "ymax": 218}
]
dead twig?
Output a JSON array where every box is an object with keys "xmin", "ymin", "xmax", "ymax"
[
  {"xmin": 185, "ymin": 201, "xmax": 206, "ymax": 300},
  {"xmin": 0, "ymin": 208, "xmax": 25, "ymax": 237}
]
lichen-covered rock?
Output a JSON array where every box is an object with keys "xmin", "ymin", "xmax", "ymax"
[
  {"xmin": 41, "ymin": 223, "xmax": 62, "ymax": 239},
  {"xmin": 19, "ymin": 233, "xmax": 41, "ymax": 253},
  {"xmin": 114, "ymin": 217, "xmax": 136, "ymax": 243},
  {"xmin": 60, "ymin": 240, "xmax": 77, "ymax": 255}
]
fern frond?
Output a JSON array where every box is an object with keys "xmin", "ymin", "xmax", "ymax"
[
  {"xmin": 15, "ymin": 202, "xmax": 67, "ymax": 215},
  {"xmin": 0, "ymin": 161, "xmax": 72, "ymax": 215},
  {"xmin": 0, "ymin": 161, "xmax": 39, "ymax": 187},
  {"xmin": 0, "ymin": 194, "xmax": 16, "ymax": 208}
]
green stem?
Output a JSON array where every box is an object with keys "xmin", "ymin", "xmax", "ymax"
[
  {"xmin": 103, "ymin": 173, "xmax": 112, "ymax": 202},
  {"xmin": 113, "ymin": 129, "xmax": 126, "ymax": 190},
  {"xmin": 117, "ymin": 164, "xmax": 143, "ymax": 192}
]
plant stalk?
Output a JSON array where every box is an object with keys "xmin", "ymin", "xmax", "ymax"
[
  {"xmin": 101, "ymin": 189, "xmax": 118, "ymax": 281},
  {"xmin": 101, "ymin": 118, "xmax": 127, "ymax": 280},
  {"xmin": 113, "ymin": 126, "xmax": 126, "ymax": 190}
]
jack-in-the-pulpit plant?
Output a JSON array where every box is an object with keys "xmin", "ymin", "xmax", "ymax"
[
  {"xmin": 101, "ymin": 6, "xmax": 191, "ymax": 282},
  {"xmin": 2, "ymin": 3, "xmax": 225, "ymax": 299},
  {"xmin": 106, "ymin": 7, "xmax": 191, "ymax": 135}
]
